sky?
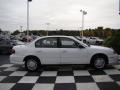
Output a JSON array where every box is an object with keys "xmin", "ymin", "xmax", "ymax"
[{"xmin": 0, "ymin": 0, "xmax": 120, "ymax": 32}]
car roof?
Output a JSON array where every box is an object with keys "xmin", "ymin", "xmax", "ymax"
[
  {"xmin": 36, "ymin": 35, "xmax": 74, "ymax": 40},
  {"xmin": 27, "ymin": 35, "xmax": 88, "ymax": 48}
]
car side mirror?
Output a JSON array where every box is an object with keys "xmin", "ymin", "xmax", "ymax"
[
  {"xmin": 78, "ymin": 45, "xmax": 84, "ymax": 48},
  {"xmin": 75, "ymin": 42, "xmax": 84, "ymax": 48}
]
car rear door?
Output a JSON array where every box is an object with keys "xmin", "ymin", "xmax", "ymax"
[{"xmin": 35, "ymin": 37, "xmax": 61, "ymax": 64}]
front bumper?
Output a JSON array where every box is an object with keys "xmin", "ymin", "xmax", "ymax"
[
  {"xmin": 108, "ymin": 54, "xmax": 119, "ymax": 65},
  {"xmin": 118, "ymin": 55, "xmax": 120, "ymax": 64}
]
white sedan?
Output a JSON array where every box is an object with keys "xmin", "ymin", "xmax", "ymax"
[{"xmin": 10, "ymin": 36, "xmax": 119, "ymax": 71}]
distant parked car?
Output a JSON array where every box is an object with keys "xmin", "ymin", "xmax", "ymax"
[
  {"xmin": 10, "ymin": 36, "xmax": 119, "ymax": 71},
  {"xmin": 87, "ymin": 37, "xmax": 103, "ymax": 45},
  {"xmin": 0, "ymin": 38, "xmax": 13, "ymax": 55},
  {"xmin": 10, "ymin": 40, "xmax": 25, "ymax": 46},
  {"xmin": 75, "ymin": 36, "xmax": 103, "ymax": 45}
]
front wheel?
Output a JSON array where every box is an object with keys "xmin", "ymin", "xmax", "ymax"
[
  {"xmin": 25, "ymin": 58, "xmax": 40, "ymax": 71},
  {"xmin": 91, "ymin": 56, "xmax": 107, "ymax": 69}
]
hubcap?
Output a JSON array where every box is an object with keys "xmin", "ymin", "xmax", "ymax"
[
  {"xmin": 27, "ymin": 59, "xmax": 37, "ymax": 70},
  {"xmin": 94, "ymin": 58, "xmax": 105, "ymax": 69}
]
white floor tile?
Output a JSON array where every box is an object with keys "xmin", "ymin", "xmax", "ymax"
[
  {"xmin": 40, "ymin": 71, "xmax": 57, "ymax": 76},
  {"xmin": 0, "ymin": 76, "xmax": 7, "ymax": 81},
  {"xmin": 56, "ymin": 76, "xmax": 75, "ymax": 83},
  {"xmin": 114, "ymin": 65, "xmax": 120, "ymax": 69},
  {"xmin": 32, "ymin": 84, "xmax": 54, "ymax": 90},
  {"xmin": 18, "ymin": 76, "xmax": 39, "ymax": 83},
  {"xmin": 0, "ymin": 83, "xmax": 15, "ymax": 90},
  {"xmin": 104, "ymin": 69, "xmax": 120, "ymax": 75},
  {"xmin": 76, "ymin": 83, "xmax": 99, "ymax": 90},
  {"xmin": 73, "ymin": 70, "xmax": 90, "ymax": 76},
  {"xmin": 0, "ymin": 64, "xmax": 14, "ymax": 67},
  {"xmin": 92, "ymin": 75, "xmax": 113, "ymax": 82},
  {"xmin": 9, "ymin": 71, "xmax": 27, "ymax": 76}
]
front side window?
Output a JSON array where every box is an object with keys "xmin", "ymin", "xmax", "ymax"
[
  {"xmin": 35, "ymin": 37, "xmax": 57, "ymax": 48},
  {"xmin": 60, "ymin": 37, "xmax": 78, "ymax": 48}
]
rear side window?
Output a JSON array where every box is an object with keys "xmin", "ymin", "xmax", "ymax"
[{"xmin": 35, "ymin": 37, "xmax": 57, "ymax": 48}]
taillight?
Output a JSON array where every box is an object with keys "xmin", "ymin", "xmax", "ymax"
[{"xmin": 10, "ymin": 49, "xmax": 15, "ymax": 54}]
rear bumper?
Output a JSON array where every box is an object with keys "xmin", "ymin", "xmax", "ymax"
[{"xmin": 10, "ymin": 54, "xmax": 24, "ymax": 64}]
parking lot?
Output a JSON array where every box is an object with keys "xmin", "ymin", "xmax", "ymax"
[{"xmin": 0, "ymin": 55, "xmax": 120, "ymax": 90}]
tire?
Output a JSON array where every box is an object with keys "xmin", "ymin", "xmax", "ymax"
[
  {"xmin": 25, "ymin": 57, "xmax": 40, "ymax": 71},
  {"xmin": 83, "ymin": 40, "xmax": 86, "ymax": 43},
  {"xmin": 91, "ymin": 55, "xmax": 107, "ymax": 69}
]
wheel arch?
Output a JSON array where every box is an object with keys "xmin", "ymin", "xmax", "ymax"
[
  {"xmin": 90, "ymin": 53, "xmax": 109, "ymax": 65},
  {"xmin": 23, "ymin": 55, "xmax": 41, "ymax": 64}
]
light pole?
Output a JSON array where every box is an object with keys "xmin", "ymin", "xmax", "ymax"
[
  {"xmin": 20, "ymin": 26, "xmax": 23, "ymax": 36},
  {"xmin": 46, "ymin": 23, "xmax": 50, "ymax": 36},
  {"xmin": 78, "ymin": 27, "xmax": 82, "ymax": 36},
  {"xmin": 80, "ymin": 9, "xmax": 87, "ymax": 37},
  {"xmin": 119, "ymin": 0, "xmax": 120, "ymax": 15},
  {"xmin": 20, "ymin": 26, "xmax": 23, "ymax": 33},
  {"xmin": 27, "ymin": 0, "xmax": 32, "ymax": 41}
]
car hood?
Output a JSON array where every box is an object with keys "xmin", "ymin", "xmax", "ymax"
[{"xmin": 90, "ymin": 45, "xmax": 113, "ymax": 51}]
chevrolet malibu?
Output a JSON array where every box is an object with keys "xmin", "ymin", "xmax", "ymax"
[{"xmin": 10, "ymin": 36, "xmax": 119, "ymax": 71}]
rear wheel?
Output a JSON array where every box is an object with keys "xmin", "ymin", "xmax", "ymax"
[
  {"xmin": 25, "ymin": 58, "xmax": 40, "ymax": 71},
  {"xmin": 91, "ymin": 55, "xmax": 107, "ymax": 69}
]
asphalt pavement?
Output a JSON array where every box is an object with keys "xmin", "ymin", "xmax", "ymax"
[{"xmin": 0, "ymin": 55, "xmax": 10, "ymax": 65}]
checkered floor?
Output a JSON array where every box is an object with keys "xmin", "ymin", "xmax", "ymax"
[{"xmin": 0, "ymin": 64, "xmax": 120, "ymax": 90}]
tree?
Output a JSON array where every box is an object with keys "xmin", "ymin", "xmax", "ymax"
[
  {"xmin": 104, "ymin": 30, "xmax": 120, "ymax": 54},
  {"xmin": 0, "ymin": 28, "xmax": 2, "ymax": 34},
  {"xmin": 12, "ymin": 30, "xmax": 20, "ymax": 35}
]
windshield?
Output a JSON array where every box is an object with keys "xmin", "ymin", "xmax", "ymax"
[{"xmin": 73, "ymin": 36, "xmax": 88, "ymax": 47}]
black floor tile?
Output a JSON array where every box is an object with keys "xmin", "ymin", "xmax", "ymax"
[
  {"xmin": 109, "ymin": 74, "xmax": 120, "ymax": 81},
  {"xmin": 72, "ymin": 65, "xmax": 87, "ymax": 70},
  {"xmin": 11, "ymin": 83, "xmax": 34, "ymax": 90},
  {"xmin": 0, "ymin": 71, "xmax": 13, "ymax": 76},
  {"xmin": 57, "ymin": 71, "xmax": 73, "ymax": 76},
  {"xmin": 36, "ymin": 76, "xmax": 56, "ymax": 83},
  {"xmin": 105, "ymin": 66, "xmax": 115, "ymax": 69},
  {"xmin": 0, "ymin": 76, "xmax": 22, "ymax": 83},
  {"xmin": 97, "ymin": 82, "xmax": 120, "ymax": 90},
  {"xmin": 0, "ymin": 67, "xmax": 7, "ymax": 71},
  {"xmin": 54, "ymin": 83, "xmax": 76, "ymax": 90},
  {"xmin": 74, "ymin": 76, "xmax": 94, "ymax": 83},
  {"xmin": 25, "ymin": 71, "xmax": 42, "ymax": 76},
  {"xmin": 43, "ymin": 66, "xmax": 59, "ymax": 71},
  {"xmin": 88, "ymin": 70, "xmax": 106, "ymax": 75}
]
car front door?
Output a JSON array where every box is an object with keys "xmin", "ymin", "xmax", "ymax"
[
  {"xmin": 35, "ymin": 37, "xmax": 60, "ymax": 64},
  {"xmin": 59, "ymin": 37, "xmax": 88, "ymax": 64}
]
